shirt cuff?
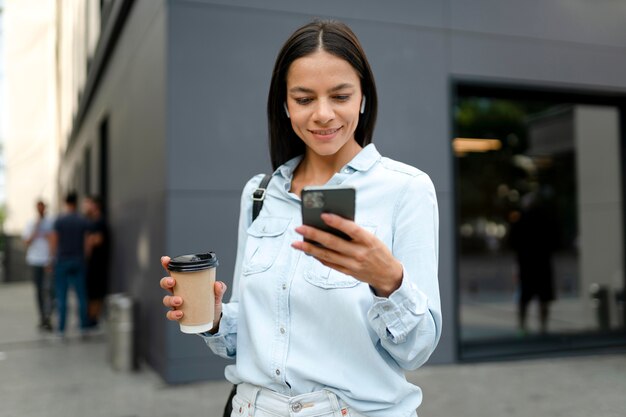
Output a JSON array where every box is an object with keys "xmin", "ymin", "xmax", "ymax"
[
  {"xmin": 197, "ymin": 304, "xmax": 237, "ymax": 357},
  {"xmin": 367, "ymin": 267, "xmax": 429, "ymax": 344}
]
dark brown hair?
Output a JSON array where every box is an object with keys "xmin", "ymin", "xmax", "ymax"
[
  {"xmin": 267, "ymin": 20, "xmax": 378, "ymax": 170},
  {"xmin": 65, "ymin": 191, "xmax": 78, "ymax": 206}
]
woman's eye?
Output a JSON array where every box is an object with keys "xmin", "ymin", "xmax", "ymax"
[
  {"xmin": 334, "ymin": 95, "xmax": 351, "ymax": 102},
  {"xmin": 295, "ymin": 98, "xmax": 312, "ymax": 105}
]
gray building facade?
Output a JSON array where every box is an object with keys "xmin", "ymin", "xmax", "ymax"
[{"xmin": 60, "ymin": 0, "xmax": 626, "ymax": 383}]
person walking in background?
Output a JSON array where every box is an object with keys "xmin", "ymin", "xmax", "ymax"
[
  {"xmin": 22, "ymin": 200, "xmax": 54, "ymax": 332},
  {"xmin": 83, "ymin": 195, "xmax": 110, "ymax": 329},
  {"xmin": 49, "ymin": 192, "xmax": 92, "ymax": 337}
]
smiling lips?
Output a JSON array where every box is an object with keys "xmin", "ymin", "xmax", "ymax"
[{"xmin": 308, "ymin": 126, "xmax": 342, "ymax": 137}]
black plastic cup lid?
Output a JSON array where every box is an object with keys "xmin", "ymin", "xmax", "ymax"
[{"xmin": 168, "ymin": 252, "xmax": 218, "ymax": 272}]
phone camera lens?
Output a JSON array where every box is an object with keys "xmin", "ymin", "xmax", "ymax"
[{"xmin": 303, "ymin": 191, "xmax": 324, "ymax": 209}]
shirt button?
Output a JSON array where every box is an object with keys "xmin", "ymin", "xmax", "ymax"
[
  {"xmin": 275, "ymin": 369, "xmax": 281, "ymax": 376},
  {"xmin": 282, "ymin": 284, "xmax": 287, "ymax": 290},
  {"xmin": 280, "ymin": 327, "xmax": 286, "ymax": 334},
  {"xmin": 291, "ymin": 402, "xmax": 303, "ymax": 413}
]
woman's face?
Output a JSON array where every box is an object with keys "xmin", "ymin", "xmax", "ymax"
[{"xmin": 285, "ymin": 50, "xmax": 363, "ymax": 159}]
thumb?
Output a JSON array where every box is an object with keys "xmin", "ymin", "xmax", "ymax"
[
  {"xmin": 214, "ymin": 281, "xmax": 227, "ymax": 303},
  {"xmin": 212, "ymin": 281, "xmax": 227, "ymax": 329}
]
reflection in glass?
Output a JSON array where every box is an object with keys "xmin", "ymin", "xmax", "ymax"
[
  {"xmin": 455, "ymin": 93, "xmax": 625, "ymax": 358},
  {"xmin": 509, "ymin": 188, "xmax": 558, "ymax": 336}
]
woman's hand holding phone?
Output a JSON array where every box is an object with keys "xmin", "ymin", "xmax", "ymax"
[{"xmin": 291, "ymin": 213, "xmax": 403, "ymax": 298}]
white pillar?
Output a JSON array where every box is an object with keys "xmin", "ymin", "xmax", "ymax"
[{"xmin": 574, "ymin": 105, "xmax": 623, "ymax": 329}]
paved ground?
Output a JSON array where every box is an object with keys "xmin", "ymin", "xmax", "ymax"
[{"xmin": 1, "ymin": 281, "xmax": 625, "ymax": 417}]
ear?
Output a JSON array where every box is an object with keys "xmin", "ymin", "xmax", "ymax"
[
  {"xmin": 360, "ymin": 95, "xmax": 366, "ymax": 114},
  {"xmin": 283, "ymin": 102, "xmax": 290, "ymax": 118}
]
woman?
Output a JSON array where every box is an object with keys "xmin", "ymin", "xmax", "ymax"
[{"xmin": 161, "ymin": 20, "xmax": 441, "ymax": 417}]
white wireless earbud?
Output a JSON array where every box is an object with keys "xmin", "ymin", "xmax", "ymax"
[
  {"xmin": 360, "ymin": 95, "xmax": 367, "ymax": 114},
  {"xmin": 283, "ymin": 102, "xmax": 290, "ymax": 118}
]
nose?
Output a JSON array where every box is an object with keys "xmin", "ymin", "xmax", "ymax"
[{"xmin": 313, "ymin": 98, "xmax": 335, "ymax": 124}]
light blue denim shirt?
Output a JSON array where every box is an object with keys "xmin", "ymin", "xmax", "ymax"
[{"xmin": 201, "ymin": 144, "xmax": 441, "ymax": 417}]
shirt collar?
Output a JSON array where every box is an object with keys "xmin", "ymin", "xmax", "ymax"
[
  {"xmin": 275, "ymin": 155, "xmax": 303, "ymax": 180},
  {"xmin": 275, "ymin": 143, "xmax": 380, "ymax": 180},
  {"xmin": 346, "ymin": 143, "xmax": 380, "ymax": 172}
]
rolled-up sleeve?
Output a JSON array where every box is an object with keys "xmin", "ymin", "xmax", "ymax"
[
  {"xmin": 199, "ymin": 302, "xmax": 238, "ymax": 359},
  {"xmin": 367, "ymin": 173, "xmax": 442, "ymax": 370}
]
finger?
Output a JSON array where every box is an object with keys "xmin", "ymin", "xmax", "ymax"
[
  {"xmin": 214, "ymin": 281, "xmax": 227, "ymax": 300},
  {"xmin": 160, "ymin": 276, "xmax": 176, "ymax": 293},
  {"xmin": 166, "ymin": 310, "xmax": 183, "ymax": 321},
  {"xmin": 160, "ymin": 256, "xmax": 171, "ymax": 272},
  {"xmin": 320, "ymin": 213, "xmax": 365, "ymax": 241},
  {"xmin": 292, "ymin": 239, "xmax": 352, "ymax": 269},
  {"xmin": 294, "ymin": 225, "xmax": 353, "ymax": 254},
  {"xmin": 162, "ymin": 295, "xmax": 183, "ymax": 308}
]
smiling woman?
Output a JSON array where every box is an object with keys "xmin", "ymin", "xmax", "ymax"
[{"xmin": 159, "ymin": 19, "xmax": 441, "ymax": 417}]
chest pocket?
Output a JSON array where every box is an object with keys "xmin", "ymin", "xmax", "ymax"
[
  {"xmin": 304, "ymin": 224, "xmax": 377, "ymax": 289},
  {"xmin": 304, "ymin": 258, "xmax": 360, "ymax": 289},
  {"xmin": 242, "ymin": 216, "xmax": 291, "ymax": 276}
]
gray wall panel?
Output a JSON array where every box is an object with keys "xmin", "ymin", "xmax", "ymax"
[
  {"xmin": 164, "ymin": 323, "xmax": 232, "ymax": 382},
  {"xmin": 450, "ymin": 32, "xmax": 626, "ymax": 91},
  {"xmin": 449, "ymin": 0, "xmax": 626, "ymax": 48},
  {"xmin": 168, "ymin": 3, "xmax": 282, "ymax": 191},
  {"xmin": 164, "ymin": 320, "xmax": 233, "ymax": 383}
]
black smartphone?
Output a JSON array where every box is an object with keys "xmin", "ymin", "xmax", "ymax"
[{"xmin": 301, "ymin": 185, "xmax": 356, "ymax": 244}]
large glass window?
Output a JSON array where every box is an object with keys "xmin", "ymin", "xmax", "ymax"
[{"xmin": 454, "ymin": 84, "xmax": 626, "ymax": 359}]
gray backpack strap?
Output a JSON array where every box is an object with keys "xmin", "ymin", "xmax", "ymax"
[{"xmin": 252, "ymin": 174, "xmax": 271, "ymax": 221}]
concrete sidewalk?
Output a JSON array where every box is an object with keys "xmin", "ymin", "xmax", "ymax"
[{"xmin": 1, "ymin": 281, "xmax": 625, "ymax": 417}]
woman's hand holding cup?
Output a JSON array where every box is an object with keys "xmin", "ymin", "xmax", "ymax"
[{"xmin": 160, "ymin": 255, "xmax": 227, "ymax": 334}]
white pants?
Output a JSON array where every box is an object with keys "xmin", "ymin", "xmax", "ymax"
[{"xmin": 231, "ymin": 383, "xmax": 369, "ymax": 417}]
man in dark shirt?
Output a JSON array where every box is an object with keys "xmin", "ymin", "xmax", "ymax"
[
  {"xmin": 49, "ymin": 192, "xmax": 91, "ymax": 336},
  {"xmin": 84, "ymin": 195, "xmax": 110, "ymax": 328}
]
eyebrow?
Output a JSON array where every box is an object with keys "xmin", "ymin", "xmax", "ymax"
[{"xmin": 288, "ymin": 83, "xmax": 356, "ymax": 94}]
